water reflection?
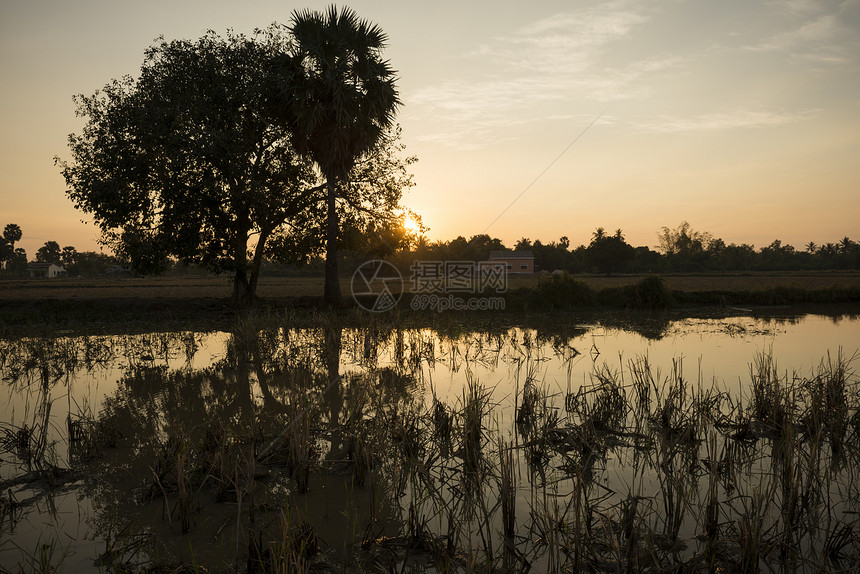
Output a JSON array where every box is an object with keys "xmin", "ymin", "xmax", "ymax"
[{"xmin": 0, "ymin": 310, "xmax": 859, "ymax": 572}]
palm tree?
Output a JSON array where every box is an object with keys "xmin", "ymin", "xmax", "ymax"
[
  {"xmin": 270, "ymin": 5, "xmax": 400, "ymax": 305},
  {"xmin": 3, "ymin": 224, "xmax": 22, "ymax": 248},
  {"xmin": 1, "ymin": 224, "xmax": 22, "ymax": 270}
]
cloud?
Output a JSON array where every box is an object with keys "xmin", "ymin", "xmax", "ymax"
[
  {"xmin": 632, "ymin": 108, "xmax": 819, "ymax": 133},
  {"xmin": 748, "ymin": 14, "xmax": 839, "ymax": 51},
  {"xmin": 409, "ymin": 56, "xmax": 677, "ymax": 149},
  {"xmin": 408, "ymin": 1, "xmax": 854, "ymax": 150},
  {"xmin": 409, "ymin": 1, "xmax": 679, "ymax": 149},
  {"xmin": 764, "ymin": 0, "xmax": 823, "ymax": 16},
  {"xmin": 745, "ymin": 2, "xmax": 860, "ymax": 64},
  {"xmin": 513, "ymin": 5, "xmax": 647, "ymax": 58}
]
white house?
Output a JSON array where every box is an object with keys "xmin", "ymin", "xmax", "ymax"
[{"xmin": 27, "ymin": 262, "xmax": 67, "ymax": 278}]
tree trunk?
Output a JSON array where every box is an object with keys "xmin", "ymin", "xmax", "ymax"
[
  {"xmin": 233, "ymin": 214, "xmax": 255, "ymax": 308},
  {"xmin": 233, "ymin": 269, "xmax": 253, "ymax": 307},
  {"xmin": 323, "ymin": 180, "xmax": 342, "ymax": 306},
  {"xmin": 247, "ymin": 228, "xmax": 271, "ymax": 306}
]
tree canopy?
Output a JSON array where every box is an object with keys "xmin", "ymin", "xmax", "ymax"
[
  {"xmin": 585, "ymin": 228, "xmax": 635, "ymax": 275},
  {"xmin": 0, "ymin": 224, "xmax": 23, "ymax": 271},
  {"xmin": 58, "ymin": 22, "xmax": 411, "ymax": 305},
  {"xmin": 58, "ymin": 28, "xmax": 317, "ymax": 304},
  {"xmin": 36, "ymin": 241, "xmax": 62, "ymax": 265},
  {"xmin": 3, "ymin": 224, "xmax": 21, "ymax": 248},
  {"xmin": 269, "ymin": 6, "xmax": 401, "ymax": 304}
]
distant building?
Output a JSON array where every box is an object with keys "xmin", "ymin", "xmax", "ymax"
[
  {"xmin": 486, "ymin": 250, "xmax": 535, "ymax": 274},
  {"xmin": 27, "ymin": 262, "xmax": 67, "ymax": 279}
]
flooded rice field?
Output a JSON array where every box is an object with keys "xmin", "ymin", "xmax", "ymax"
[{"xmin": 1, "ymin": 310, "xmax": 859, "ymax": 572}]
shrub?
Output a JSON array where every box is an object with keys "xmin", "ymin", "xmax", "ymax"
[
  {"xmin": 599, "ymin": 275, "xmax": 673, "ymax": 309},
  {"xmin": 529, "ymin": 273, "xmax": 598, "ymax": 309}
]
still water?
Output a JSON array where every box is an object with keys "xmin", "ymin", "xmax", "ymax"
[{"xmin": 1, "ymin": 309, "xmax": 859, "ymax": 572}]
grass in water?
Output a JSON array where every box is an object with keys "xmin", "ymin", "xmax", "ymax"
[{"xmin": 1, "ymin": 320, "xmax": 859, "ymax": 572}]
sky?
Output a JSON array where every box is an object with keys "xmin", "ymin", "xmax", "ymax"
[{"xmin": 2, "ymin": 0, "xmax": 859, "ymax": 258}]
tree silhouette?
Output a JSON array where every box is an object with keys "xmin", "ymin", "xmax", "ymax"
[
  {"xmin": 61, "ymin": 246, "xmax": 78, "ymax": 268},
  {"xmin": 657, "ymin": 221, "xmax": 712, "ymax": 270},
  {"xmin": 59, "ymin": 28, "xmax": 322, "ymax": 305},
  {"xmin": 269, "ymin": 6, "xmax": 400, "ymax": 305},
  {"xmin": 3, "ymin": 224, "xmax": 21, "ymax": 248},
  {"xmin": 36, "ymin": 241, "xmax": 62, "ymax": 265},
  {"xmin": 586, "ymin": 228, "xmax": 634, "ymax": 275},
  {"xmin": 0, "ymin": 240, "xmax": 9, "ymax": 269},
  {"xmin": 7, "ymin": 248, "xmax": 27, "ymax": 273},
  {"xmin": 0, "ymin": 224, "xmax": 22, "ymax": 270}
]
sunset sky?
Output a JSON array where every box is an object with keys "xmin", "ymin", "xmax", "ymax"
[{"xmin": 2, "ymin": 0, "xmax": 859, "ymax": 259}]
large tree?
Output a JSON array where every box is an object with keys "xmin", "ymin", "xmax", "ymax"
[
  {"xmin": 0, "ymin": 223, "xmax": 22, "ymax": 270},
  {"xmin": 61, "ymin": 246, "xmax": 78, "ymax": 268},
  {"xmin": 6, "ymin": 249, "xmax": 27, "ymax": 274},
  {"xmin": 656, "ymin": 221, "xmax": 713, "ymax": 271},
  {"xmin": 269, "ymin": 6, "xmax": 401, "ymax": 305},
  {"xmin": 58, "ymin": 28, "xmax": 320, "ymax": 305},
  {"xmin": 36, "ymin": 241, "xmax": 62, "ymax": 265},
  {"xmin": 586, "ymin": 228, "xmax": 635, "ymax": 275},
  {"xmin": 3, "ymin": 224, "xmax": 21, "ymax": 249},
  {"xmin": 0, "ymin": 240, "xmax": 9, "ymax": 270}
]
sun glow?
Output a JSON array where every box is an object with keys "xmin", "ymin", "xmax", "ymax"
[{"xmin": 403, "ymin": 213, "xmax": 422, "ymax": 235}]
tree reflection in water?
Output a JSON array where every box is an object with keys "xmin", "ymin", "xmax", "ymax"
[
  {"xmin": 81, "ymin": 321, "xmax": 424, "ymax": 571},
  {"xmin": 1, "ymin": 311, "xmax": 859, "ymax": 572}
]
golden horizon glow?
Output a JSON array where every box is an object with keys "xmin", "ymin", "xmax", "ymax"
[
  {"xmin": 2, "ymin": 0, "xmax": 859, "ymax": 259},
  {"xmin": 402, "ymin": 213, "xmax": 422, "ymax": 235}
]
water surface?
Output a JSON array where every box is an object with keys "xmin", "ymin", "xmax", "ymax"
[{"xmin": 1, "ymin": 310, "xmax": 858, "ymax": 572}]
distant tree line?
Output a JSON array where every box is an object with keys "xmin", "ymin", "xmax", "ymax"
[
  {"xmin": 0, "ymin": 223, "xmax": 121, "ymax": 278},
  {"xmin": 379, "ymin": 221, "xmax": 860, "ymax": 275},
  {"xmin": 34, "ymin": 242, "xmax": 121, "ymax": 277},
  {"xmin": 6, "ymin": 216, "xmax": 858, "ymax": 280}
]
